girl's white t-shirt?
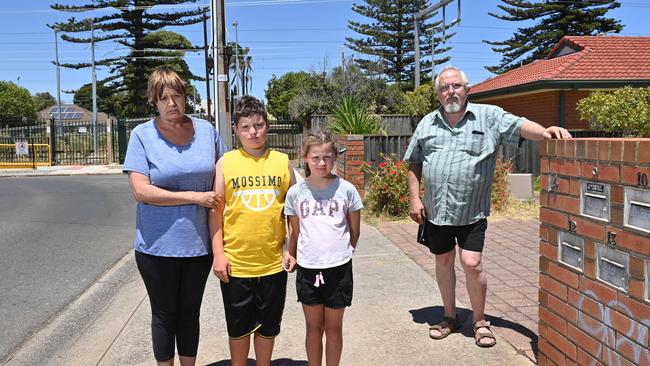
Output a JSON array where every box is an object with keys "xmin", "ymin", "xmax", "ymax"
[{"xmin": 284, "ymin": 176, "xmax": 363, "ymax": 269}]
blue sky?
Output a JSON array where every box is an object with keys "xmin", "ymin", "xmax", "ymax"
[{"xmin": 1, "ymin": 1, "xmax": 648, "ymax": 107}]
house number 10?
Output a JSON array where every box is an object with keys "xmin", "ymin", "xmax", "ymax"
[{"xmin": 638, "ymin": 172, "xmax": 648, "ymax": 187}]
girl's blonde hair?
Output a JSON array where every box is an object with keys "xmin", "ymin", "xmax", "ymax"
[{"xmin": 302, "ymin": 131, "xmax": 339, "ymax": 177}]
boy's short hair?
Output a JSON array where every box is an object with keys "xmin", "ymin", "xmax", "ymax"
[
  {"xmin": 234, "ymin": 96, "xmax": 268, "ymax": 125},
  {"xmin": 147, "ymin": 67, "xmax": 186, "ymax": 104}
]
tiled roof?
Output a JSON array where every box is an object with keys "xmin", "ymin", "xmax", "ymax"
[{"xmin": 469, "ymin": 36, "xmax": 650, "ymax": 95}]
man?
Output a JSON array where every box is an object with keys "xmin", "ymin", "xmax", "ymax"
[{"xmin": 404, "ymin": 65, "xmax": 570, "ymax": 348}]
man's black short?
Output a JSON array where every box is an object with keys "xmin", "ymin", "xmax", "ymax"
[
  {"xmin": 219, "ymin": 270, "xmax": 287, "ymax": 339},
  {"xmin": 418, "ymin": 218, "xmax": 488, "ymax": 254}
]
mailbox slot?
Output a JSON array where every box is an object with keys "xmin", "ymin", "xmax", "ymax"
[
  {"xmin": 581, "ymin": 181, "xmax": 610, "ymax": 221},
  {"xmin": 596, "ymin": 243, "xmax": 629, "ymax": 292},
  {"xmin": 624, "ymin": 187, "xmax": 650, "ymax": 233},
  {"xmin": 558, "ymin": 231, "xmax": 584, "ymax": 271}
]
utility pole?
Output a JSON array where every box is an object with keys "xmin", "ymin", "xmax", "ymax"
[
  {"xmin": 341, "ymin": 46, "xmax": 345, "ymax": 71},
  {"xmin": 193, "ymin": 85, "xmax": 198, "ymax": 115},
  {"xmin": 211, "ymin": 0, "xmax": 231, "ymax": 147},
  {"xmin": 54, "ymin": 28, "xmax": 63, "ymax": 129},
  {"xmin": 91, "ymin": 20, "xmax": 98, "ymax": 153},
  {"xmin": 202, "ymin": 13, "xmax": 212, "ymax": 122},
  {"xmin": 414, "ymin": 0, "xmax": 461, "ymax": 88}
]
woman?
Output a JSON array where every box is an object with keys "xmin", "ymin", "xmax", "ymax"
[{"xmin": 123, "ymin": 67, "xmax": 228, "ymax": 366}]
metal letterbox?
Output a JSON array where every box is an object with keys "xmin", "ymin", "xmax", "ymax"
[
  {"xmin": 558, "ymin": 231, "xmax": 584, "ymax": 271},
  {"xmin": 581, "ymin": 181, "xmax": 610, "ymax": 221},
  {"xmin": 624, "ymin": 187, "xmax": 650, "ymax": 233},
  {"xmin": 596, "ymin": 243, "xmax": 629, "ymax": 292}
]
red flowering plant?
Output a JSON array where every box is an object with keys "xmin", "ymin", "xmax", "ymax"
[{"xmin": 360, "ymin": 154, "xmax": 409, "ymax": 217}]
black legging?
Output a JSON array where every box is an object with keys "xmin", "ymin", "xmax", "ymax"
[{"xmin": 135, "ymin": 251, "xmax": 212, "ymax": 361}]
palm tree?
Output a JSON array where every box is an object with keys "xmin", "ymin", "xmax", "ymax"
[{"xmin": 228, "ymin": 42, "xmax": 253, "ymax": 96}]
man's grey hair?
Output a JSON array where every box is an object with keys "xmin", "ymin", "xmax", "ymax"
[{"xmin": 434, "ymin": 65, "xmax": 470, "ymax": 90}]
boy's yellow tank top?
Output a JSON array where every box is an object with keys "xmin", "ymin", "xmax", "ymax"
[{"xmin": 222, "ymin": 148, "xmax": 290, "ymax": 277}]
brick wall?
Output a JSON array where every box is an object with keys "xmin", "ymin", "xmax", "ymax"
[
  {"xmin": 335, "ymin": 135, "xmax": 365, "ymax": 196},
  {"xmin": 475, "ymin": 90, "xmax": 590, "ymax": 130},
  {"xmin": 539, "ymin": 138, "xmax": 650, "ymax": 366}
]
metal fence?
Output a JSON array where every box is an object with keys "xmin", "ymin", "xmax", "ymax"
[{"xmin": 363, "ymin": 135, "xmax": 411, "ymax": 165}]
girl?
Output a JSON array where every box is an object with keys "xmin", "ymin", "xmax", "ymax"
[{"xmin": 283, "ymin": 131, "xmax": 362, "ymax": 366}]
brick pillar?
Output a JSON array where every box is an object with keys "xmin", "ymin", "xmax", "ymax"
[
  {"xmin": 335, "ymin": 135, "xmax": 365, "ymax": 197},
  {"xmin": 538, "ymin": 138, "xmax": 650, "ymax": 366}
]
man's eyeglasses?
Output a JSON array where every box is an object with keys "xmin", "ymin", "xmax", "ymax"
[{"xmin": 438, "ymin": 83, "xmax": 466, "ymax": 93}]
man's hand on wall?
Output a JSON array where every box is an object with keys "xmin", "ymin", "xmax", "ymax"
[{"xmin": 544, "ymin": 126, "xmax": 572, "ymax": 139}]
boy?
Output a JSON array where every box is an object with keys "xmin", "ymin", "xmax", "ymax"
[{"xmin": 209, "ymin": 95, "xmax": 295, "ymax": 366}]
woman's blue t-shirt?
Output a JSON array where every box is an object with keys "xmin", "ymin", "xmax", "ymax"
[{"xmin": 123, "ymin": 117, "xmax": 228, "ymax": 257}]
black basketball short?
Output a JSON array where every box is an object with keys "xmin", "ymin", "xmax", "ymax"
[
  {"xmin": 417, "ymin": 218, "xmax": 488, "ymax": 254},
  {"xmin": 296, "ymin": 260, "xmax": 353, "ymax": 308},
  {"xmin": 219, "ymin": 270, "xmax": 287, "ymax": 339}
]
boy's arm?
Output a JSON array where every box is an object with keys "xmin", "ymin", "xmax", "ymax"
[
  {"xmin": 284, "ymin": 215, "xmax": 299, "ymax": 272},
  {"xmin": 347, "ymin": 209, "xmax": 361, "ymax": 249},
  {"xmin": 209, "ymin": 157, "xmax": 230, "ymax": 283}
]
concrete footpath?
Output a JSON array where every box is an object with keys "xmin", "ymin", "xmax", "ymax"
[
  {"xmin": 0, "ymin": 164, "xmax": 123, "ymax": 177},
  {"xmin": 5, "ymin": 222, "xmax": 532, "ymax": 366},
  {"xmin": 1, "ymin": 165, "xmax": 534, "ymax": 365}
]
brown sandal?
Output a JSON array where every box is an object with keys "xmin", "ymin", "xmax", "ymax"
[
  {"xmin": 473, "ymin": 320, "xmax": 496, "ymax": 348},
  {"xmin": 429, "ymin": 316, "xmax": 459, "ymax": 340}
]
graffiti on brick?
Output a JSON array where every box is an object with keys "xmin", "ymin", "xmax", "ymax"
[{"xmin": 570, "ymin": 289, "xmax": 649, "ymax": 365}]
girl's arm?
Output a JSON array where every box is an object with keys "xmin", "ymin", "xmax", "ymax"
[
  {"xmin": 288, "ymin": 161, "xmax": 297, "ymax": 187},
  {"xmin": 209, "ymin": 157, "xmax": 230, "ymax": 283},
  {"xmin": 284, "ymin": 215, "xmax": 299, "ymax": 272},
  {"xmin": 347, "ymin": 209, "xmax": 361, "ymax": 249},
  {"xmin": 128, "ymin": 171, "xmax": 222, "ymax": 209}
]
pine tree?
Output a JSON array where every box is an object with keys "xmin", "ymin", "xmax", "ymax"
[
  {"xmin": 485, "ymin": 0, "xmax": 623, "ymax": 74},
  {"xmin": 49, "ymin": 1, "xmax": 207, "ymax": 116},
  {"xmin": 346, "ymin": 0, "xmax": 455, "ymax": 86}
]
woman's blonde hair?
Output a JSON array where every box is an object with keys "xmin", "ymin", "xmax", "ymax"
[
  {"xmin": 147, "ymin": 67, "xmax": 186, "ymax": 104},
  {"xmin": 302, "ymin": 130, "xmax": 339, "ymax": 177}
]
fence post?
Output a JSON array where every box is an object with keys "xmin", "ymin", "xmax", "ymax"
[
  {"xmin": 106, "ymin": 119, "xmax": 114, "ymax": 164},
  {"xmin": 117, "ymin": 119, "xmax": 127, "ymax": 164},
  {"xmin": 48, "ymin": 117, "xmax": 57, "ymax": 165}
]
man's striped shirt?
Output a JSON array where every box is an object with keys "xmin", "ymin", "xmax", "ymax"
[{"xmin": 404, "ymin": 102, "xmax": 524, "ymax": 226}]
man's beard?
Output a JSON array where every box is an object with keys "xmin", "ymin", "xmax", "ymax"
[{"xmin": 443, "ymin": 101, "xmax": 462, "ymax": 113}]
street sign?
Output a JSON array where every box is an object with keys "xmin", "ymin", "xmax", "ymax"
[{"xmin": 15, "ymin": 141, "xmax": 29, "ymax": 156}]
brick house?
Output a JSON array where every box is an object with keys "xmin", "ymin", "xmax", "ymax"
[{"xmin": 468, "ymin": 36, "xmax": 650, "ymax": 131}]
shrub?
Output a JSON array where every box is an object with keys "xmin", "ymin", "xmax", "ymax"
[
  {"xmin": 361, "ymin": 154, "xmax": 409, "ymax": 217},
  {"xmin": 491, "ymin": 157, "xmax": 513, "ymax": 211},
  {"xmin": 576, "ymin": 87, "xmax": 650, "ymax": 137},
  {"xmin": 328, "ymin": 95, "xmax": 384, "ymax": 135},
  {"xmin": 398, "ymin": 84, "xmax": 439, "ymax": 116}
]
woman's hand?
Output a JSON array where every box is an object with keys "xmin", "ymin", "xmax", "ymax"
[
  {"xmin": 212, "ymin": 254, "xmax": 231, "ymax": 283},
  {"xmin": 194, "ymin": 191, "xmax": 222, "ymax": 209},
  {"xmin": 284, "ymin": 252, "xmax": 297, "ymax": 273}
]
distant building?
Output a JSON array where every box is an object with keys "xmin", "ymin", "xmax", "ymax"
[{"xmin": 38, "ymin": 104, "xmax": 111, "ymax": 122}]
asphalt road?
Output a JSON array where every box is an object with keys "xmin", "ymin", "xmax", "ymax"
[{"xmin": 0, "ymin": 175, "xmax": 135, "ymax": 363}]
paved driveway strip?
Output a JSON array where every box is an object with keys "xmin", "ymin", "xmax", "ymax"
[{"xmin": 378, "ymin": 218, "xmax": 540, "ymax": 363}]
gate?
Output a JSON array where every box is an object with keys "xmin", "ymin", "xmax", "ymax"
[
  {"xmin": 231, "ymin": 121, "xmax": 303, "ymax": 160},
  {"xmin": 114, "ymin": 118, "xmax": 149, "ymax": 164}
]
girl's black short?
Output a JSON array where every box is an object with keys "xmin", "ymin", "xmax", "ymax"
[{"xmin": 296, "ymin": 260, "xmax": 353, "ymax": 309}]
